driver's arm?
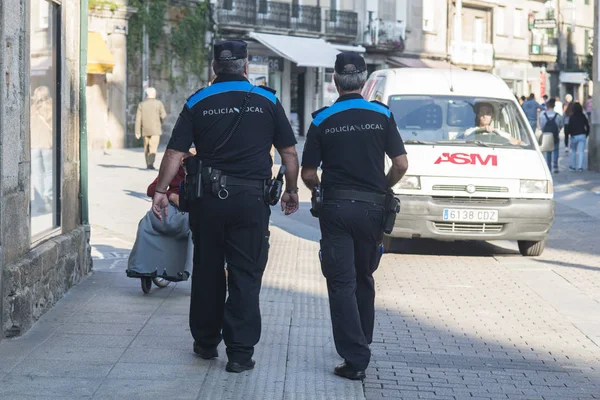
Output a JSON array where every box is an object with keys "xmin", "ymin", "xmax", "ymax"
[{"xmin": 461, "ymin": 127, "xmax": 476, "ymax": 138}]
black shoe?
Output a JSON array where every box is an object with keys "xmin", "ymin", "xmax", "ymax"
[
  {"xmin": 225, "ymin": 359, "xmax": 256, "ymax": 373},
  {"xmin": 334, "ymin": 362, "xmax": 366, "ymax": 380},
  {"xmin": 553, "ymin": 167, "xmax": 559, "ymax": 174},
  {"xmin": 147, "ymin": 165, "xmax": 155, "ymax": 170},
  {"xmin": 193, "ymin": 342, "xmax": 218, "ymax": 359},
  {"xmin": 569, "ymin": 166, "xmax": 577, "ymax": 171}
]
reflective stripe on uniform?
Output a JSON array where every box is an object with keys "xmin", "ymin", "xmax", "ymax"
[
  {"xmin": 186, "ymin": 81, "xmax": 277, "ymax": 108},
  {"xmin": 312, "ymin": 99, "xmax": 391, "ymax": 127}
]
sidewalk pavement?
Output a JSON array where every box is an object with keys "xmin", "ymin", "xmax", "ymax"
[
  {"xmin": 1, "ymin": 146, "xmax": 600, "ymax": 399},
  {"xmin": 553, "ymin": 136, "xmax": 600, "ymax": 193},
  {"xmin": 0, "ymin": 147, "xmax": 364, "ymax": 400}
]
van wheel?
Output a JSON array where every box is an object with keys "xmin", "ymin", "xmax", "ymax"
[
  {"xmin": 518, "ymin": 240, "xmax": 546, "ymax": 257},
  {"xmin": 383, "ymin": 235, "xmax": 399, "ymax": 253}
]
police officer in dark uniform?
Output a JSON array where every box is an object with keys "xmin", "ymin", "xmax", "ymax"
[
  {"xmin": 151, "ymin": 40, "xmax": 300, "ymax": 373},
  {"xmin": 301, "ymin": 52, "xmax": 408, "ymax": 380}
]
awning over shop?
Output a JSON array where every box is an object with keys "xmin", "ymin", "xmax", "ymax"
[
  {"xmin": 331, "ymin": 43, "xmax": 366, "ymax": 53},
  {"xmin": 559, "ymin": 71, "xmax": 589, "ymax": 84},
  {"xmin": 388, "ymin": 56, "xmax": 454, "ymax": 69},
  {"xmin": 87, "ymin": 32, "xmax": 115, "ymax": 74},
  {"xmin": 249, "ymin": 32, "xmax": 340, "ymax": 68}
]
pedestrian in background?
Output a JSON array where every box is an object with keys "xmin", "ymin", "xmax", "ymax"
[
  {"xmin": 522, "ymin": 93, "xmax": 542, "ymax": 132},
  {"xmin": 566, "ymin": 102, "xmax": 589, "ymax": 172},
  {"xmin": 553, "ymin": 96, "xmax": 564, "ymax": 115},
  {"xmin": 564, "ymin": 99, "xmax": 574, "ymax": 154},
  {"xmin": 135, "ymin": 87, "xmax": 167, "ymax": 170},
  {"xmin": 539, "ymin": 98, "xmax": 563, "ymax": 174},
  {"xmin": 541, "ymin": 94, "xmax": 549, "ymax": 110},
  {"xmin": 151, "ymin": 40, "xmax": 300, "ymax": 373},
  {"xmin": 301, "ymin": 52, "xmax": 408, "ymax": 380}
]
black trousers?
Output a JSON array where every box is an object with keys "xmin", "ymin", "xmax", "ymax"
[
  {"xmin": 189, "ymin": 185, "xmax": 270, "ymax": 363},
  {"xmin": 319, "ymin": 199, "xmax": 385, "ymax": 371}
]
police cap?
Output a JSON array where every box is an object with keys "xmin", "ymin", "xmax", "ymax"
[
  {"xmin": 213, "ymin": 40, "xmax": 248, "ymax": 61},
  {"xmin": 334, "ymin": 51, "xmax": 367, "ymax": 75}
]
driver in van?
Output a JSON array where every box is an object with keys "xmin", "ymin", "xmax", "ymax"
[{"xmin": 459, "ymin": 102, "xmax": 524, "ymax": 145}]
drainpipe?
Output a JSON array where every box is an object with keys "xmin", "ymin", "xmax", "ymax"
[{"xmin": 79, "ymin": 0, "xmax": 89, "ymax": 226}]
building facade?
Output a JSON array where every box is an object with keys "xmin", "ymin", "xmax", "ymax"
[
  {"xmin": 0, "ymin": 0, "xmax": 92, "ymax": 339},
  {"xmin": 353, "ymin": 0, "xmax": 593, "ymax": 101},
  {"xmin": 87, "ymin": 2, "xmax": 136, "ymax": 150},
  {"xmin": 554, "ymin": 0, "xmax": 595, "ymax": 101}
]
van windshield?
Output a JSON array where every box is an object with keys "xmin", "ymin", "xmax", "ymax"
[{"xmin": 388, "ymin": 95, "xmax": 534, "ymax": 149}]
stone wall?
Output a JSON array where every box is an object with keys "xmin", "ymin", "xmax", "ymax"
[
  {"xmin": 2, "ymin": 227, "xmax": 92, "ymax": 337},
  {"xmin": 125, "ymin": 15, "xmax": 208, "ymax": 148},
  {"xmin": 0, "ymin": 0, "xmax": 92, "ymax": 339}
]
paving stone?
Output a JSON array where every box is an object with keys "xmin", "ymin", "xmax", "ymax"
[
  {"xmin": 92, "ymin": 378, "xmax": 202, "ymax": 400},
  {"xmin": 9, "ymin": 359, "xmax": 113, "ymax": 378},
  {"xmin": 3, "ymin": 148, "xmax": 600, "ymax": 399}
]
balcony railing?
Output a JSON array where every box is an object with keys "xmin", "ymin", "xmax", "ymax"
[
  {"xmin": 450, "ymin": 40, "xmax": 494, "ymax": 67},
  {"xmin": 215, "ymin": 2, "xmax": 357, "ymax": 38},
  {"xmin": 257, "ymin": 1, "xmax": 291, "ymax": 30},
  {"xmin": 325, "ymin": 10, "xmax": 358, "ymax": 38},
  {"xmin": 291, "ymin": 5, "xmax": 321, "ymax": 33},
  {"xmin": 216, "ymin": 0, "xmax": 256, "ymax": 26}
]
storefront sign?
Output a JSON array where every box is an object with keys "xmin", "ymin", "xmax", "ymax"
[
  {"xmin": 248, "ymin": 62, "xmax": 269, "ymax": 86},
  {"xmin": 533, "ymin": 19, "xmax": 556, "ymax": 29},
  {"xmin": 269, "ymin": 57, "xmax": 284, "ymax": 72}
]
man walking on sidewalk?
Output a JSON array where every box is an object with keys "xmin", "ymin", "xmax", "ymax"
[
  {"xmin": 135, "ymin": 87, "xmax": 167, "ymax": 170},
  {"xmin": 301, "ymin": 52, "xmax": 408, "ymax": 380},
  {"xmin": 151, "ymin": 40, "xmax": 300, "ymax": 373}
]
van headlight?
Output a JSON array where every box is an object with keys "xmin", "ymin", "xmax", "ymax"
[
  {"xmin": 394, "ymin": 176, "xmax": 421, "ymax": 190},
  {"xmin": 520, "ymin": 179, "xmax": 549, "ymax": 194}
]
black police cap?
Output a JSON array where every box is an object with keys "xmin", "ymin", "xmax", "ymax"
[
  {"xmin": 213, "ymin": 40, "xmax": 248, "ymax": 61},
  {"xmin": 335, "ymin": 51, "xmax": 367, "ymax": 75}
]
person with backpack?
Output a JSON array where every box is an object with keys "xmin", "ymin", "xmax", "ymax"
[
  {"xmin": 565, "ymin": 102, "xmax": 590, "ymax": 172},
  {"xmin": 539, "ymin": 98, "xmax": 564, "ymax": 173}
]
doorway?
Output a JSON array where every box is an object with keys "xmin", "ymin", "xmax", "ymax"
[{"xmin": 291, "ymin": 65, "xmax": 307, "ymax": 136}]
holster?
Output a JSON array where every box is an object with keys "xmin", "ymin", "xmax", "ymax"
[
  {"xmin": 383, "ymin": 191, "xmax": 400, "ymax": 234},
  {"xmin": 310, "ymin": 186, "xmax": 323, "ymax": 218},
  {"xmin": 180, "ymin": 157, "xmax": 203, "ymax": 212}
]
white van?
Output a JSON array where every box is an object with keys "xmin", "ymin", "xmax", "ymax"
[{"xmin": 362, "ymin": 68, "xmax": 554, "ymax": 256}]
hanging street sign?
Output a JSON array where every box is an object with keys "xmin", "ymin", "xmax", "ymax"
[{"xmin": 533, "ymin": 19, "xmax": 557, "ymax": 29}]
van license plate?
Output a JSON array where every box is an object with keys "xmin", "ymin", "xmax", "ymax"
[{"xmin": 443, "ymin": 209, "xmax": 498, "ymax": 222}]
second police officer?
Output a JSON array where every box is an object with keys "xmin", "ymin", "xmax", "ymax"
[
  {"xmin": 301, "ymin": 52, "xmax": 409, "ymax": 380},
  {"xmin": 151, "ymin": 40, "xmax": 300, "ymax": 373}
]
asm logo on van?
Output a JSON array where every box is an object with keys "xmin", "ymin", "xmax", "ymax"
[{"xmin": 434, "ymin": 153, "xmax": 498, "ymax": 166}]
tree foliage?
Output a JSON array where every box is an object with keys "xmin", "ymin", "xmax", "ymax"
[
  {"xmin": 127, "ymin": 0, "xmax": 210, "ymax": 84},
  {"xmin": 583, "ymin": 37, "xmax": 593, "ymax": 79}
]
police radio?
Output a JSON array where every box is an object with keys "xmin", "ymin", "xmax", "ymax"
[{"xmin": 266, "ymin": 165, "xmax": 286, "ymax": 206}]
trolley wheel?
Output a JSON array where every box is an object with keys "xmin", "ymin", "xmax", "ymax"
[
  {"xmin": 141, "ymin": 277, "xmax": 152, "ymax": 294},
  {"xmin": 152, "ymin": 277, "xmax": 170, "ymax": 288}
]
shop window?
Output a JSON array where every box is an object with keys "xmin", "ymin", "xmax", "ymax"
[
  {"xmin": 329, "ymin": 0, "xmax": 338, "ymax": 21},
  {"xmin": 30, "ymin": 0, "xmax": 61, "ymax": 238},
  {"xmin": 495, "ymin": 6, "xmax": 505, "ymax": 36},
  {"xmin": 422, "ymin": 0, "xmax": 434, "ymax": 32},
  {"xmin": 258, "ymin": 0, "xmax": 267, "ymax": 14},
  {"xmin": 223, "ymin": 0, "xmax": 233, "ymax": 10},
  {"xmin": 513, "ymin": 8, "xmax": 522, "ymax": 38}
]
